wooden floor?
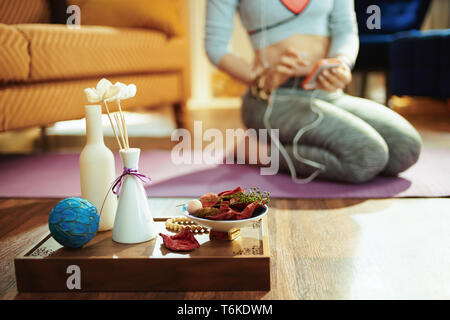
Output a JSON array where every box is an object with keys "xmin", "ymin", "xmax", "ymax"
[
  {"xmin": 1, "ymin": 98, "xmax": 450, "ymax": 300},
  {"xmin": 1, "ymin": 197, "xmax": 450, "ymax": 299}
]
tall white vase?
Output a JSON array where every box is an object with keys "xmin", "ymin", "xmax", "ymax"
[
  {"xmin": 79, "ymin": 105, "xmax": 117, "ymax": 231},
  {"xmin": 112, "ymin": 148, "xmax": 157, "ymax": 244}
]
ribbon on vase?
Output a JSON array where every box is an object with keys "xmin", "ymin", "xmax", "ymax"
[{"xmin": 112, "ymin": 167, "xmax": 152, "ymax": 195}]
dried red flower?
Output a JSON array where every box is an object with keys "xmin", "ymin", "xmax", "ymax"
[
  {"xmin": 206, "ymin": 201, "xmax": 261, "ymax": 220},
  {"xmin": 159, "ymin": 227, "xmax": 200, "ymax": 252},
  {"xmin": 217, "ymin": 186, "xmax": 244, "ymax": 197}
]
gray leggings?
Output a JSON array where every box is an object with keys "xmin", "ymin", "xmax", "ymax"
[{"xmin": 241, "ymin": 88, "xmax": 422, "ymax": 184}]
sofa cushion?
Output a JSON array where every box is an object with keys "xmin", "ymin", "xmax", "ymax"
[
  {"xmin": 15, "ymin": 24, "xmax": 188, "ymax": 82},
  {"xmin": 0, "ymin": 73, "xmax": 182, "ymax": 131},
  {"xmin": 68, "ymin": 0, "xmax": 183, "ymax": 37},
  {"xmin": 0, "ymin": 24, "xmax": 30, "ymax": 82},
  {"xmin": 0, "ymin": 0, "xmax": 50, "ymax": 24}
]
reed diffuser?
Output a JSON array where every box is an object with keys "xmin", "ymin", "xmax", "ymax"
[{"xmin": 84, "ymin": 79, "xmax": 157, "ymax": 244}]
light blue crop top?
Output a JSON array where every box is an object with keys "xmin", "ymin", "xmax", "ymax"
[{"xmin": 205, "ymin": 0, "xmax": 359, "ymax": 66}]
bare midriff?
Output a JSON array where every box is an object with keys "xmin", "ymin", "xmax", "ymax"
[{"xmin": 253, "ymin": 34, "xmax": 331, "ymax": 74}]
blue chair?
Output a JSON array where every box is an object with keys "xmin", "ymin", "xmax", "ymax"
[
  {"xmin": 353, "ymin": 0, "xmax": 432, "ymax": 101},
  {"xmin": 389, "ymin": 29, "xmax": 450, "ymax": 99}
]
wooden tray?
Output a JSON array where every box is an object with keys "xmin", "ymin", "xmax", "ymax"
[{"xmin": 14, "ymin": 217, "xmax": 270, "ymax": 292}]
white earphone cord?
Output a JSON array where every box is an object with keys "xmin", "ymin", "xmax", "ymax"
[{"xmin": 260, "ymin": 1, "xmax": 326, "ymax": 184}]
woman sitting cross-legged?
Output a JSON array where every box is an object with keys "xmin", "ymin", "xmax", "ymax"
[{"xmin": 205, "ymin": 0, "xmax": 422, "ymax": 184}]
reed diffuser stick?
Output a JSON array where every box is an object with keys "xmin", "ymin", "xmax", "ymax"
[
  {"xmin": 117, "ymin": 101, "xmax": 129, "ymax": 149},
  {"xmin": 114, "ymin": 113, "xmax": 128, "ymax": 150},
  {"xmin": 103, "ymin": 101, "xmax": 123, "ymax": 150}
]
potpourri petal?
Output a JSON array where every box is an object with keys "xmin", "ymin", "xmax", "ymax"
[{"xmin": 159, "ymin": 227, "xmax": 200, "ymax": 251}]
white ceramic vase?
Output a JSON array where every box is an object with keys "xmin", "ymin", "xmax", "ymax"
[
  {"xmin": 112, "ymin": 148, "xmax": 157, "ymax": 244},
  {"xmin": 79, "ymin": 105, "xmax": 117, "ymax": 231}
]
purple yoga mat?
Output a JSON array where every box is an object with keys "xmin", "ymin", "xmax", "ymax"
[{"xmin": 0, "ymin": 148, "xmax": 449, "ymax": 198}]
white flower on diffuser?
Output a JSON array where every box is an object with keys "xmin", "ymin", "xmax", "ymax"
[
  {"xmin": 107, "ymin": 82, "xmax": 137, "ymax": 101},
  {"xmin": 84, "ymin": 78, "xmax": 121, "ymax": 103}
]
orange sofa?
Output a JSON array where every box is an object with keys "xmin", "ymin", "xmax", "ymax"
[{"xmin": 0, "ymin": 0, "xmax": 190, "ymax": 132}]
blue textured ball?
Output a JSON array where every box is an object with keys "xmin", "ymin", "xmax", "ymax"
[{"xmin": 48, "ymin": 197, "xmax": 99, "ymax": 249}]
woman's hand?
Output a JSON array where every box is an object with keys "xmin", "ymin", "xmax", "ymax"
[
  {"xmin": 316, "ymin": 58, "xmax": 352, "ymax": 92},
  {"xmin": 276, "ymin": 48, "xmax": 311, "ymax": 77},
  {"xmin": 255, "ymin": 48, "xmax": 311, "ymax": 91}
]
